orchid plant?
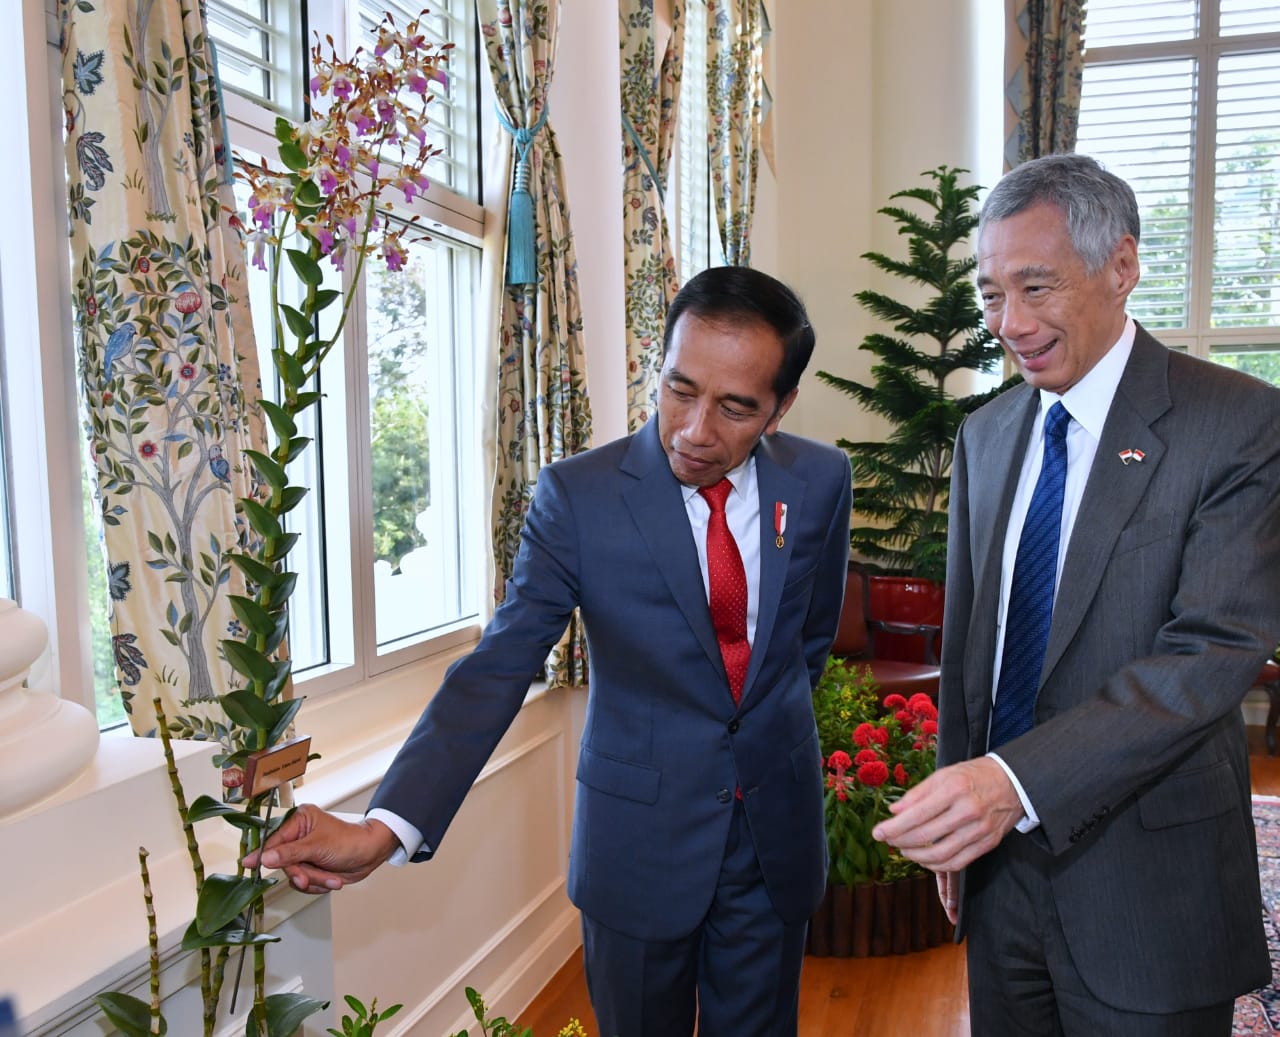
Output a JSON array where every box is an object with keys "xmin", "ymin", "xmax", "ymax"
[{"xmin": 95, "ymin": 11, "xmax": 450, "ymax": 1037}]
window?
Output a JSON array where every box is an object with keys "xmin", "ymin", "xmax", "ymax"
[
  {"xmin": 354, "ymin": 0, "xmax": 479, "ymax": 202},
  {"xmin": 362, "ymin": 232, "xmax": 479, "ymax": 652},
  {"xmin": 207, "ymin": 0, "xmax": 306, "ymax": 118},
  {"xmin": 1077, "ymin": 0, "xmax": 1280, "ymax": 382},
  {"xmin": 677, "ymin": 0, "xmax": 718, "ymax": 282},
  {"xmin": 18, "ymin": 0, "xmax": 485, "ymax": 727},
  {"xmin": 220, "ymin": 0, "xmax": 485, "ymax": 689}
]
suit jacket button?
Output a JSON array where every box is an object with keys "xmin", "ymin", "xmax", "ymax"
[
  {"xmin": 727, "ymin": 719, "xmax": 740, "ymax": 734},
  {"xmin": 717, "ymin": 788, "xmax": 732, "ymax": 803}
]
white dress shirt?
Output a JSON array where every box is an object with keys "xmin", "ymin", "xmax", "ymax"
[
  {"xmin": 371, "ymin": 454, "xmax": 766, "ymax": 863},
  {"xmin": 988, "ymin": 317, "xmax": 1136, "ymax": 830}
]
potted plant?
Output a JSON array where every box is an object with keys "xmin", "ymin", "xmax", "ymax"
[
  {"xmin": 815, "ymin": 166, "xmax": 1016, "ymax": 659},
  {"xmin": 92, "ymin": 13, "xmax": 448, "ymax": 1036},
  {"xmin": 810, "ymin": 657, "xmax": 945, "ymax": 957}
]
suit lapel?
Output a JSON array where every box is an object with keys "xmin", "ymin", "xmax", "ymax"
[
  {"xmin": 743, "ymin": 436, "xmax": 806, "ymax": 706},
  {"xmin": 1042, "ymin": 329, "xmax": 1172, "ymax": 682},
  {"xmin": 620, "ymin": 422, "xmax": 725, "ymax": 679}
]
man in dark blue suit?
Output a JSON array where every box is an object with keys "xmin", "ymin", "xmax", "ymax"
[{"xmin": 247, "ymin": 267, "xmax": 853, "ymax": 1036}]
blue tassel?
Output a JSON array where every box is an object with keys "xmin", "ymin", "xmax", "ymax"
[{"xmin": 506, "ymin": 157, "xmax": 537, "ymax": 285}]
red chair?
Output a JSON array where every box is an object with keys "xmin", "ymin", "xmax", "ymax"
[{"xmin": 829, "ymin": 562, "xmax": 941, "ymax": 699}]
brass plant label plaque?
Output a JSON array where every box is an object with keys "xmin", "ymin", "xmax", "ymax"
[{"xmin": 243, "ymin": 736, "xmax": 312, "ymax": 799}]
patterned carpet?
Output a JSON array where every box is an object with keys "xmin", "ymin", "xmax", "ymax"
[{"xmin": 1235, "ymin": 795, "xmax": 1280, "ymax": 1036}]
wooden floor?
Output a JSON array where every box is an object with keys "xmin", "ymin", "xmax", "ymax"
[{"xmin": 517, "ymin": 726, "xmax": 1280, "ymax": 1036}]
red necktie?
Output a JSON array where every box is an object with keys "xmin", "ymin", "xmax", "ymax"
[{"xmin": 700, "ymin": 478, "xmax": 750, "ymax": 704}]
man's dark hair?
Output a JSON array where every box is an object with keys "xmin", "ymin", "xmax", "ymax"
[{"xmin": 663, "ymin": 266, "xmax": 816, "ymax": 403}]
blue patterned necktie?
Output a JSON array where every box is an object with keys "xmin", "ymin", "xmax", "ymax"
[{"xmin": 990, "ymin": 402, "xmax": 1072, "ymax": 750}]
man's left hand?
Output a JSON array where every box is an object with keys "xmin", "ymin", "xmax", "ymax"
[{"xmin": 871, "ymin": 758, "xmax": 1023, "ymax": 873}]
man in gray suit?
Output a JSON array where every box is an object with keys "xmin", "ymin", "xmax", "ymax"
[
  {"xmin": 874, "ymin": 153, "xmax": 1280, "ymax": 1034},
  {"xmin": 245, "ymin": 266, "xmax": 852, "ymax": 1037}
]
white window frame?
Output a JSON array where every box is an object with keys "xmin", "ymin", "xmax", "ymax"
[{"xmin": 1080, "ymin": 0, "xmax": 1280, "ymax": 361}]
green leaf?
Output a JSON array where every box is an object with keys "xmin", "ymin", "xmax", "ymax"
[
  {"xmin": 188, "ymin": 794, "xmax": 267, "ymax": 831},
  {"xmin": 285, "ymin": 436, "xmax": 313, "ymax": 463},
  {"xmin": 258, "ymin": 399, "xmax": 297, "ymax": 442},
  {"xmin": 295, "ymin": 179, "xmax": 322, "ymax": 207},
  {"xmin": 228, "ymin": 594, "xmax": 275, "ymax": 638},
  {"xmin": 263, "ymin": 991, "xmax": 329, "ymax": 1037},
  {"xmin": 274, "ymin": 116, "xmax": 295, "ymax": 144},
  {"xmin": 263, "ymin": 658, "xmax": 293, "ymax": 702},
  {"xmin": 222, "ymin": 688, "xmax": 279, "ymax": 729},
  {"xmin": 275, "ymin": 348, "xmax": 306, "ymax": 389},
  {"xmin": 277, "ymin": 485, "xmax": 308, "ymax": 515},
  {"xmin": 268, "ymin": 697, "xmax": 305, "ymax": 746},
  {"xmin": 278, "ymin": 140, "xmax": 308, "ymax": 172},
  {"xmin": 188, "ymin": 793, "xmax": 245, "ymax": 823},
  {"xmin": 312, "ymin": 289, "xmax": 341, "ymax": 311},
  {"xmin": 279, "ymin": 303, "xmax": 314, "ymax": 340},
  {"xmin": 229, "ymin": 550, "xmax": 280, "ymax": 588},
  {"xmin": 272, "ymin": 571, "xmax": 298, "ymax": 605},
  {"xmin": 286, "ymin": 248, "xmax": 323, "ymax": 287},
  {"xmin": 244, "ymin": 449, "xmax": 288, "ymax": 491},
  {"xmin": 94, "ymin": 992, "xmax": 167, "ymax": 1037},
  {"xmin": 292, "ymin": 390, "xmax": 322, "ymax": 412},
  {"xmin": 241, "ymin": 498, "xmax": 283, "ymax": 540},
  {"xmin": 194, "ymin": 872, "xmax": 275, "ymax": 936},
  {"xmin": 263, "ymin": 610, "xmax": 290, "ymax": 657},
  {"xmin": 267, "ymin": 531, "xmax": 300, "ymax": 564},
  {"xmin": 221, "ymin": 639, "xmax": 278, "ymax": 685},
  {"xmin": 179, "ymin": 917, "xmax": 279, "ymax": 950}
]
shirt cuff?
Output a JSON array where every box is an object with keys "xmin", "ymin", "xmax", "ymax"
[
  {"xmin": 986, "ymin": 753, "xmax": 1041, "ymax": 833},
  {"xmin": 365, "ymin": 807, "xmax": 426, "ymax": 865}
]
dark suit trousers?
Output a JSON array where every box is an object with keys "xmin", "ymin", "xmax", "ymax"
[
  {"xmin": 966, "ymin": 834, "xmax": 1234, "ymax": 1036},
  {"xmin": 580, "ymin": 798, "xmax": 808, "ymax": 1037}
]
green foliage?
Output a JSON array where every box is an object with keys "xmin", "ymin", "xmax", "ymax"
[
  {"xmin": 816, "ymin": 166, "xmax": 1017, "ymax": 582},
  {"xmin": 814, "ymin": 657, "xmax": 938, "ymax": 886},
  {"xmin": 326, "ymin": 995, "xmax": 403, "ymax": 1037},
  {"xmin": 370, "ymin": 385, "xmax": 430, "ymax": 571}
]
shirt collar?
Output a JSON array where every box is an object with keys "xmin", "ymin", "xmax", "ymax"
[
  {"xmin": 680, "ymin": 454, "xmax": 756, "ymax": 505},
  {"xmin": 1037, "ymin": 316, "xmax": 1135, "ymax": 441}
]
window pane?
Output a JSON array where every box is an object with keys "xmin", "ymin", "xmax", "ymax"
[
  {"xmin": 82, "ymin": 457, "xmax": 123, "ymax": 727},
  {"xmin": 236, "ymin": 172, "xmax": 330, "ymax": 673},
  {"xmin": 0, "ymin": 373, "xmax": 12, "ymax": 601},
  {"xmin": 1212, "ymin": 50, "xmax": 1280, "ymax": 328},
  {"xmin": 679, "ymin": 0, "xmax": 712, "ymax": 283},
  {"xmin": 1084, "ymin": 0, "xmax": 1196, "ymax": 47},
  {"xmin": 1077, "ymin": 57, "xmax": 1197, "ymax": 328},
  {"xmin": 207, "ymin": 0, "xmax": 300, "ymax": 117},
  {"xmin": 365, "ymin": 233, "xmax": 479, "ymax": 649},
  {"xmin": 1210, "ymin": 343, "xmax": 1280, "ymax": 385},
  {"xmin": 1220, "ymin": 1, "xmax": 1280, "ymax": 36},
  {"xmin": 355, "ymin": 0, "xmax": 479, "ymax": 200}
]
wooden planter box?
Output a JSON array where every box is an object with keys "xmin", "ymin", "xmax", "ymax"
[{"xmin": 806, "ymin": 874, "xmax": 955, "ymax": 957}]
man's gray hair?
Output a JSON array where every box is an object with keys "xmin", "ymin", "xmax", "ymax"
[{"xmin": 979, "ymin": 153, "xmax": 1141, "ymax": 275}]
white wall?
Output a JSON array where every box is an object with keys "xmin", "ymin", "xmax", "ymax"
[{"xmin": 773, "ymin": 0, "xmax": 1001, "ymax": 448}]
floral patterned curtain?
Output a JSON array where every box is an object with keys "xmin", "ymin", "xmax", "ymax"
[
  {"xmin": 708, "ymin": 0, "xmax": 763, "ymax": 266},
  {"xmin": 59, "ymin": 0, "xmax": 267, "ymax": 763},
  {"xmin": 1004, "ymin": 0, "xmax": 1086, "ymax": 168},
  {"xmin": 479, "ymin": 0, "xmax": 593, "ymax": 687},
  {"xmin": 619, "ymin": 1, "xmax": 684, "ymax": 431}
]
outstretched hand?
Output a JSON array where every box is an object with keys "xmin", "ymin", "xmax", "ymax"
[
  {"xmin": 242, "ymin": 804, "xmax": 401, "ymax": 894},
  {"xmin": 871, "ymin": 757, "xmax": 1023, "ymax": 874}
]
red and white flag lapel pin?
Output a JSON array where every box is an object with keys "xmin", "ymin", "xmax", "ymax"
[
  {"xmin": 1118, "ymin": 448, "xmax": 1146, "ymax": 465},
  {"xmin": 775, "ymin": 501, "xmax": 788, "ymax": 548}
]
